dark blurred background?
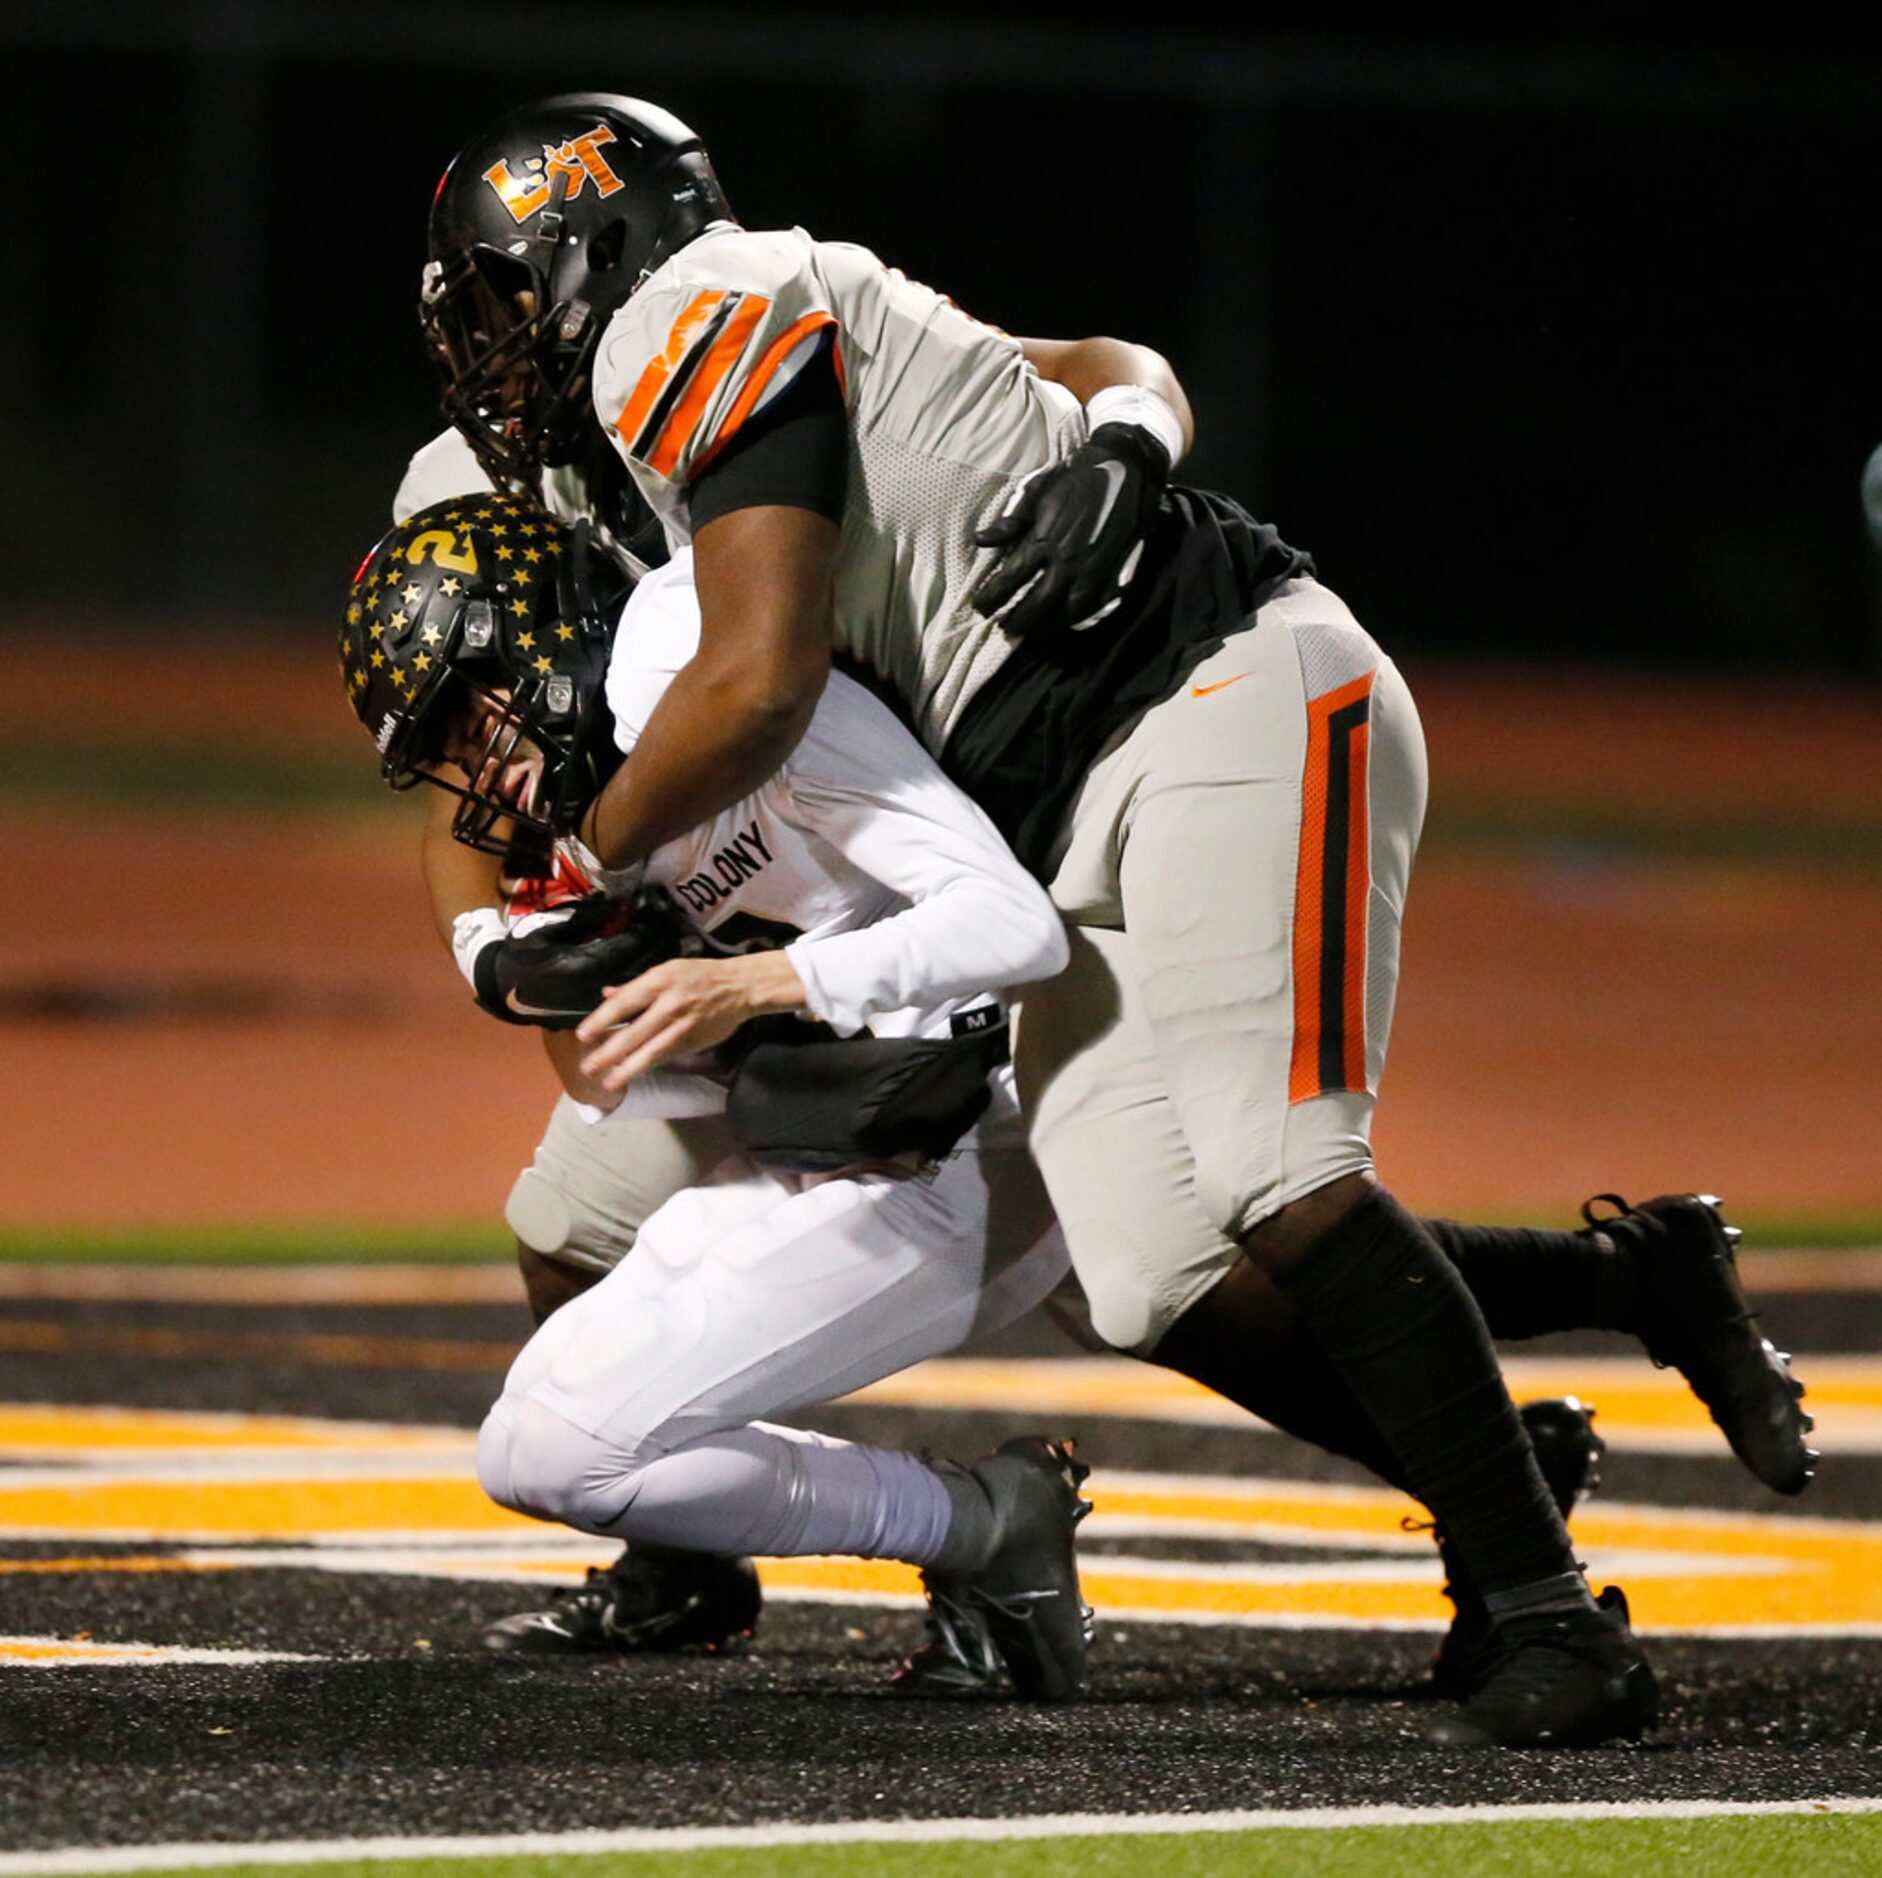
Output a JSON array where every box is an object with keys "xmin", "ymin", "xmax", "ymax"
[
  {"xmin": 6, "ymin": 3, "xmax": 1881, "ymax": 672},
  {"xmin": 4, "ymin": 5, "xmax": 1881, "ymax": 1239}
]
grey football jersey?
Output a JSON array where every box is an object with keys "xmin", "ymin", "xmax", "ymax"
[{"xmin": 590, "ymin": 226, "xmax": 1085, "ymax": 749}]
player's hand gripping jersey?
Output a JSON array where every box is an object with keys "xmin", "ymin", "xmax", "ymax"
[{"xmin": 591, "ymin": 229, "xmax": 1313, "ymax": 870}]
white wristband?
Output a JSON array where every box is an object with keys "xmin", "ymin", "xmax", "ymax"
[
  {"xmin": 1083, "ymin": 383, "xmax": 1185, "ymax": 469},
  {"xmin": 450, "ymin": 906, "xmax": 507, "ymax": 992}
]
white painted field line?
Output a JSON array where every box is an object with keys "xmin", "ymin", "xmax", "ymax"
[
  {"xmin": 0, "ymin": 1638, "xmax": 315, "ymax": 1669},
  {"xmin": 3, "ymin": 1796, "xmax": 1881, "ymax": 1874}
]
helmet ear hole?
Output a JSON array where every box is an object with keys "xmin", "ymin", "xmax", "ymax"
[{"xmin": 588, "ymin": 218, "xmax": 628, "ymax": 273}]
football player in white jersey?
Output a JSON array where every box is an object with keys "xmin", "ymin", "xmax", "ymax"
[
  {"xmin": 410, "ymin": 93, "xmax": 1814, "ymax": 1746},
  {"xmin": 344, "ymin": 493, "xmax": 1099, "ymax": 1699}
]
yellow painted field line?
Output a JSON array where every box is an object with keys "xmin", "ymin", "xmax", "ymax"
[
  {"xmin": 0, "ymin": 1404, "xmax": 472, "ymax": 1455},
  {"xmin": 0, "ymin": 1636, "xmax": 312, "ymax": 1667},
  {"xmin": 5, "ymin": 1339, "xmax": 1876, "ymax": 1454},
  {"xmin": 0, "ymin": 1555, "xmax": 226, "ymax": 1576},
  {"xmin": 1, "ymin": 1472, "xmax": 1876, "ymax": 1629},
  {"xmin": 0, "ymin": 1639, "xmax": 175, "ymax": 1663},
  {"xmin": 0, "ymin": 1474, "xmax": 528, "ymax": 1540}
]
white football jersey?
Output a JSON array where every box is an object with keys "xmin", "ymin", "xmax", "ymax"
[
  {"xmin": 590, "ymin": 227, "xmax": 1085, "ymax": 747},
  {"xmin": 394, "ymin": 429, "xmax": 655, "ymax": 576},
  {"xmin": 606, "ymin": 550, "xmax": 1065, "ymax": 1060}
]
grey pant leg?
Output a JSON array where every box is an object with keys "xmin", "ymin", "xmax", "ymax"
[
  {"xmin": 505, "ymin": 1095, "xmax": 743, "ymax": 1275},
  {"xmin": 1023, "ymin": 579, "xmax": 1428, "ymax": 1338},
  {"xmin": 1014, "ymin": 925, "xmax": 1240, "ymax": 1353}
]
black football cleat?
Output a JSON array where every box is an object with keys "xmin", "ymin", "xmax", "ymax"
[
  {"xmin": 1426, "ymin": 1584, "xmax": 1658, "ymax": 1748},
  {"xmin": 898, "ymin": 1436, "xmax": 1094, "ymax": 1702},
  {"xmin": 1429, "ymin": 1396, "xmax": 1606, "ymax": 1701},
  {"xmin": 888, "ymin": 1591, "xmax": 1005, "ymax": 1698},
  {"xmin": 1586, "ymin": 1193, "xmax": 1817, "ymax": 1494},
  {"xmin": 482, "ymin": 1546, "xmax": 761, "ymax": 1659}
]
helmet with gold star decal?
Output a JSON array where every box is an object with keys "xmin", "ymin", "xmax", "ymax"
[{"xmin": 338, "ymin": 494, "xmax": 629, "ymax": 854}]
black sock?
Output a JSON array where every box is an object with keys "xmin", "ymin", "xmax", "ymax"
[
  {"xmin": 1273, "ymin": 1187, "xmax": 1586, "ymax": 1605},
  {"xmin": 1151, "ymin": 1263, "xmax": 1412, "ymax": 1492},
  {"xmin": 1421, "ymin": 1218, "xmax": 1637, "ymax": 1339},
  {"xmin": 1154, "ymin": 1313, "xmax": 1413, "ymax": 1494}
]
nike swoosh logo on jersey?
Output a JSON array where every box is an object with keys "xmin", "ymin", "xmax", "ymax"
[
  {"xmin": 506, "ymin": 987, "xmax": 583, "ymax": 1020},
  {"xmin": 1190, "ymin": 673, "xmax": 1250, "ymax": 698},
  {"xmin": 1085, "ymin": 459, "xmax": 1128, "ymax": 544}
]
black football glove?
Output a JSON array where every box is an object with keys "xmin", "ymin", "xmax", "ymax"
[
  {"xmin": 471, "ymin": 891, "xmax": 691, "ymax": 1030},
  {"xmin": 969, "ymin": 422, "xmax": 1169, "ymax": 638}
]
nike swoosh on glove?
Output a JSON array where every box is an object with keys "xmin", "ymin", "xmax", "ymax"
[
  {"xmin": 969, "ymin": 422, "xmax": 1169, "ymax": 639},
  {"xmin": 471, "ymin": 891, "xmax": 692, "ymax": 1030}
]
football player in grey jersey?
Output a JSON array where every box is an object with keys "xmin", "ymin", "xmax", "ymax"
[{"xmin": 411, "ymin": 95, "xmax": 1812, "ymax": 1745}]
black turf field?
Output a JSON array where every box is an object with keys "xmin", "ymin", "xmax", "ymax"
[{"xmin": 1, "ymin": 1283, "xmax": 1878, "ymax": 1857}]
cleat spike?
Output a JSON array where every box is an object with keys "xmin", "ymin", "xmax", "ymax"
[{"xmin": 1592, "ymin": 1192, "xmax": 1813, "ymax": 1495}]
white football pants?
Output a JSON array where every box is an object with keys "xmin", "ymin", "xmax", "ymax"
[{"xmin": 477, "ymin": 1129, "xmax": 1065, "ymax": 1562}]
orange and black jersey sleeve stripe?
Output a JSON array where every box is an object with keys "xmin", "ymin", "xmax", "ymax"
[{"xmin": 613, "ymin": 291, "xmax": 840, "ymax": 483}]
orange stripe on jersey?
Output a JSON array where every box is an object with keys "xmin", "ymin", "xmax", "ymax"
[
  {"xmin": 646, "ymin": 293, "xmax": 773, "ymax": 478},
  {"xmin": 1338, "ymin": 711, "xmax": 1372, "ymax": 1089},
  {"xmin": 612, "ymin": 290, "xmax": 727, "ymax": 454},
  {"xmin": 1289, "ymin": 671, "xmax": 1377, "ymax": 1104},
  {"xmin": 692, "ymin": 311, "xmax": 841, "ymax": 477}
]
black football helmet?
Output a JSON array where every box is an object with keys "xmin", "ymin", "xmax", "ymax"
[
  {"xmin": 421, "ymin": 93, "xmax": 734, "ymax": 486},
  {"xmin": 339, "ymin": 495, "xmax": 630, "ymax": 854}
]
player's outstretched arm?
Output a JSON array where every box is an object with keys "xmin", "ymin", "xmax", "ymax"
[{"xmin": 579, "ymin": 505, "xmax": 835, "ymax": 871}]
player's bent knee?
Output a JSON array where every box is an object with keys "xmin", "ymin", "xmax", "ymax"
[
  {"xmin": 478, "ymin": 1397, "xmax": 650, "ymax": 1534},
  {"xmin": 1238, "ymin": 1170, "xmax": 1380, "ymax": 1279},
  {"xmin": 505, "ymin": 1166, "xmax": 583, "ymax": 1260},
  {"xmin": 475, "ymin": 1402, "xmax": 525, "ymax": 1515},
  {"xmin": 1070, "ymin": 1231, "xmax": 1177, "ymax": 1357}
]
